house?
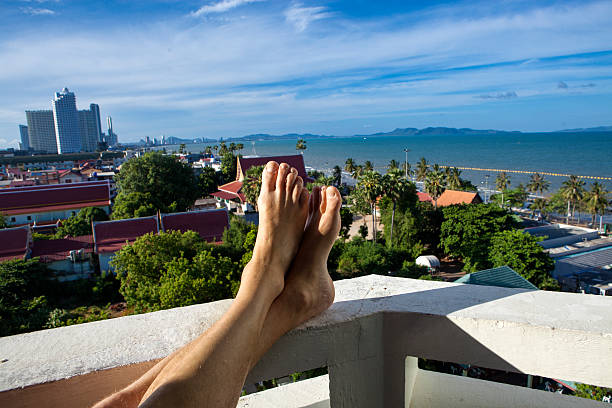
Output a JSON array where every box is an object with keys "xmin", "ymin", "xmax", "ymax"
[
  {"xmin": 57, "ymin": 169, "xmax": 83, "ymax": 184},
  {"xmin": 30, "ymin": 235, "xmax": 94, "ymax": 281},
  {"xmin": 455, "ymin": 265, "xmax": 538, "ymax": 290},
  {"xmin": 93, "ymin": 216, "xmax": 160, "ymax": 272},
  {"xmin": 0, "ymin": 226, "xmax": 32, "ymax": 262},
  {"xmin": 0, "ymin": 181, "xmax": 111, "ymax": 226},
  {"xmin": 212, "ymin": 154, "xmax": 313, "ymax": 212},
  {"xmin": 417, "ymin": 189, "xmax": 482, "ymax": 207},
  {"xmin": 160, "ymin": 209, "xmax": 229, "ymax": 242}
]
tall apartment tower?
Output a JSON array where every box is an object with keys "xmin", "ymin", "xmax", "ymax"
[
  {"xmin": 19, "ymin": 125, "xmax": 29, "ymax": 150},
  {"xmin": 52, "ymin": 88, "xmax": 82, "ymax": 153},
  {"xmin": 25, "ymin": 110, "xmax": 57, "ymax": 153},
  {"xmin": 77, "ymin": 103, "xmax": 102, "ymax": 152},
  {"xmin": 105, "ymin": 116, "xmax": 118, "ymax": 146}
]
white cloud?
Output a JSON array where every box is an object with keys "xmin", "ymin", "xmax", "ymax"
[
  {"xmin": 284, "ymin": 3, "xmax": 333, "ymax": 32},
  {"xmin": 191, "ymin": 0, "xmax": 264, "ymax": 17},
  {"xmin": 21, "ymin": 7, "xmax": 56, "ymax": 15}
]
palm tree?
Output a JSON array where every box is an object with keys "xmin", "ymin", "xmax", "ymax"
[
  {"xmin": 219, "ymin": 142, "xmax": 228, "ymax": 155},
  {"xmin": 204, "ymin": 146, "xmax": 212, "ymax": 156},
  {"xmin": 382, "ymin": 168, "xmax": 405, "ymax": 246},
  {"xmin": 229, "ymin": 142, "xmax": 237, "ymax": 153},
  {"xmin": 242, "ymin": 165, "xmax": 264, "ymax": 211},
  {"xmin": 363, "ymin": 161, "xmax": 374, "ymax": 172},
  {"xmin": 496, "ymin": 172, "xmax": 511, "ymax": 207},
  {"xmin": 531, "ymin": 198, "xmax": 547, "ymax": 219},
  {"xmin": 332, "ymin": 165, "xmax": 343, "ymax": 187},
  {"xmin": 357, "ymin": 170, "xmax": 382, "ymax": 241},
  {"xmin": 416, "ymin": 157, "xmax": 429, "ymax": 182},
  {"xmin": 388, "ymin": 159, "xmax": 399, "ymax": 170},
  {"xmin": 403, "ymin": 161, "xmax": 412, "ymax": 179},
  {"xmin": 584, "ymin": 182, "xmax": 608, "ymax": 226},
  {"xmin": 352, "ymin": 164, "xmax": 364, "ymax": 179},
  {"xmin": 561, "ymin": 175, "xmax": 586, "ymax": 223},
  {"xmin": 527, "ymin": 173, "xmax": 550, "ymax": 197},
  {"xmin": 425, "ymin": 168, "xmax": 446, "ymax": 208},
  {"xmin": 236, "ymin": 143, "xmax": 244, "ymax": 152},
  {"xmin": 213, "ymin": 145, "xmax": 219, "ymax": 155},
  {"xmin": 447, "ymin": 167, "xmax": 462, "ymax": 190},
  {"xmin": 296, "ymin": 138, "xmax": 307, "ymax": 154},
  {"xmin": 345, "ymin": 158, "xmax": 356, "ymax": 175}
]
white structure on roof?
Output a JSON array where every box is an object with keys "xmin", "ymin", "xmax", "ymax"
[{"xmin": 416, "ymin": 255, "xmax": 440, "ymax": 272}]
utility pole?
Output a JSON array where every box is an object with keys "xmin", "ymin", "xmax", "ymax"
[
  {"xmin": 484, "ymin": 174, "xmax": 490, "ymax": 203},
  {"xmin": 403, "ymin": 148, "xmax": 410, "ymax": 180}
]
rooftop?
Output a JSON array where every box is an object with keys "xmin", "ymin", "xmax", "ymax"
[
  {"xmin": 160, "ymin": 209, "xmax": 229, "ymax": 242},
  {"xmin": 454, "ymin": 265, "xmax": 538, "ymax": 290},
  {"xmin": 93, "ymin": 216, "xmax": 159, "ymax": 253},
  {"xmin": 30, "ymin": 235, "xmax": 93, "ymax": 262},
  {"xmin": 417, "ymin": 189, "xmax": 482, "ymax": 207},
  {"xmin": 0, "ymin": 226, "xmax": 31, "ymax": 262}
]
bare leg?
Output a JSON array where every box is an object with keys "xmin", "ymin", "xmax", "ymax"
[{"xmin": 138, "ymin": 162, "xmax": 310, "ymax": 408}]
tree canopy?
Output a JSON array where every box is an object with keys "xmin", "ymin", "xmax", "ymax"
[
  {"xmin": 56, "ymin": 207, "xmax": 109, "ymax": 238},
  {"xmin": 198, "ymin": 167, "xmax": 221, "ymax": 197},
  {"xmin": 113, "ymin": 152, "xmax": 199, "ymax": 218},
  {"xmin": 440, "ymin": 204, "xmax": 519, "ymax": 271}
]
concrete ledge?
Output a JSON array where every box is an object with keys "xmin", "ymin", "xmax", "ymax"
[
  {"xmin": 1, "ymin": 275, "xmax": 612, "ymax": 407},
  {"xmin": 237, "ymin": 375, "xmax": 330, "ymax": 408}
]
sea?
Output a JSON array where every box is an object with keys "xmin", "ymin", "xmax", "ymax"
[{"xmin": 158, "ymin": 131, "xmax": 612, "ymax": 193}]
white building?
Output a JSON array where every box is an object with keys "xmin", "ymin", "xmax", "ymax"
[
  {"xmin": 78, "ymin": 105, "xmax": 102, "ymax": 152},
  {"xmin": 25, "ymin": 110, "xmax": 57, "ymax": 153},
  {"xmin": 53, "ymin": 88, "xmax": 82, "ymax": 153}
]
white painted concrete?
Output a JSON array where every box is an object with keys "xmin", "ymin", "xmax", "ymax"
[
  {"xmin": 1, "ymin": 275, "xmax": 612, "ymax": 406},
  {"xmin": 238, "ymin": 376, "xmax": 330, "ymax": 408}
]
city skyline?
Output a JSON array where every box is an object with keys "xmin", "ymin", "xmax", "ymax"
[{"xmin": 0, "ymin": 0, "xmax": 611, "ymax": 148}]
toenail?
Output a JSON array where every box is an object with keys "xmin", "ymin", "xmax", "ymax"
[
  {"xmin": 281, "ymin": 163, "xmax": 289, "ymax": 169},
  {"xmin": 266, "ymin": 162, "xmax": 277, "ymax": 172}
]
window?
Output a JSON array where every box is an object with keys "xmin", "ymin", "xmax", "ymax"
[
  {"xmin": 11, "ymin": 217, "xmax": 16, "ymax": 222},
  {"xmin": 27, "ymin": 216, "xmax": 32, "ymax": 221}
]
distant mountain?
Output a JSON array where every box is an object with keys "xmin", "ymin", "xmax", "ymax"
[
  {"xmin": 354, "ymin": 127, "xmax": 520, "ymax": 138},
  {"xmin": 557, "ymin": 126, "xmax": 612, "ymax": 133}
]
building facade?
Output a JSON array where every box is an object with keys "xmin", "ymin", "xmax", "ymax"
[
  {"xmin": 19, "ymin": 125, "xmax": 29, "ymax": 150},
  {"xmin": 105, "ymin": 116, "xmax": 118, "ymax": 146},
  {"xmin": 53, "ymin": 88, "xmax": 82, "ymax": 153},
  {"xmin": 78, "ymin": 108, "xmax": 101, "ymax": 152},
  {"xmin": 25, "ymin": 110, "xmax": 57, "ymax": 153}
]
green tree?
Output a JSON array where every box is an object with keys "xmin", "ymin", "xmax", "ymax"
[
  {"xmin": 219, "ymin": 142, "xmax": 229, "ymax": 155},
  {"xmin": 446, "ymin": 167, "xmax": 462, "ymax": 190},
  {"xmin": 112, "ymin": 192, "xmax": 158, "ymax": 220},
  {"xmin": 561, "ymin": 175, "xmax": 586, "ymax": 222},
  {"xmin": 388, "ymin": 159, "xmax": 399, "ymax": 170},
  {"xmin": 198, "ymin": 166, "xmax": 221, "ymax": 197},
  {"xmin": 495, "ymin": 172, "xmax": 511, "ymax": 207},
  {"xmin": 339, "ymin": 207, "xmax": 353, "ymax": 239},
  {"xmin": 344, "ymin": 158, "xmax": 356, "ymax": 175},
  {"xmin": 441, "ymin": 204, "xmax": 519, "ymax": 271},
  {"xmin": 382, "ymin": 167, "xmax": 410, "ymax": 246},
  {"xmin": 221, "ymin": 152, "xmax": 238, "ymax": 183},
  {"xmin": 357, "ymin": 170, "xmax": 382, "ymax": 241},
  {"xmin": 530, "ymin": 197, "xmax": 548, "ymax": 218},
  {"xmin": 56, "ymin": 207, "xmax": 109, "ymax": 237},
  {"xmin": 584, "ymin": 182, "xmax": 609, "ymax": 225},
  {"xmin": 527, "ymin": 173, "xmax": 550, "ymax": 196},
  {"xmin": 425, "ymin": 167, "xmax": 446, "ymax": 208},
  {"xmin": 0, "ymin": 259, "xmax": 53, "ymax": 336},
  {"xmin": 363, "ymin": 161, "xmax": 374, "ymax": 172},
  {"xmin": 242, "ymin": 165, "xmax": 264, "ymax": 210},
  {"xmin": 178, "ymin": 143, "xmax": 186, "ymax": 154},
  {"xmin": 113, "ymin": 230, "xmax": 240, "ymax": 312},
  {"xmin": 296, "ymin": 138, "xmax": 307, "ymax": 154},
  {"xmin": 489, "ymin": 229, "xmax": 558, "ymax": 290},
  {"xmin": 574, "ymin": 384, "xmax": 612, "ymax": 401},
  {"xmin": 204, "ymin": 146, "xmax": 212, "ymax": 156},
  {"xmin": 113, "ymin": 152, "xmax": 198, "ymax": 218},
  {"xmin": 332, "ymin": 165, "xmax": 343, "ymax": 187},
  {"xmin": 0, "ymin": 212, "xmax": 7, "ymax": 229},
  {"xmin": 416, "ymin": 157, "xmax": 429, "ymax": 181}
]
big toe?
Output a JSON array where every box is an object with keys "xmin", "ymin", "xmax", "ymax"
[
  {"xmin": 261, "ymin": 161, "xmax": 279, "ymax": 192},
  {"xmin": 315, "ymin": 186, "xmax": 341, "ymax": 237}
]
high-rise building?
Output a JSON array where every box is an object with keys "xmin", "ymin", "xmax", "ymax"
[
  {"xmin": 52, "ymin": 88, "xmax": 82, "ymax": 153},
  {"xmin": 19, "ymin": 125, "xmax": 29, "ymax": 150},
  {"xmin": 25, "ymin": 110, "xmax": 57, "ymax": 153},
  {"xmin": 90, "ymin": 103, "xmax": 102, "ymax": 142},
  {"xmin": 105, "ymin": 116, "xmax": 118, "ymax": 146},
  {"xmin": 78, "ymin": 109, "xmax": 100, "ymax": 152}
]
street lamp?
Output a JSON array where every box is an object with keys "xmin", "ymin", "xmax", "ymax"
[{"xmin": 403, "ymin": 148, "xmax": 410, "ymax": 180}]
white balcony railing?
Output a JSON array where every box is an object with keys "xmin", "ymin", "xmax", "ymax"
[{"xmin": 1, "ymin": 275, "xmax": 611, "ymax": 407}]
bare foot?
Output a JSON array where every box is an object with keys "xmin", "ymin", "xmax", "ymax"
[
  {"xmin": 239, "ymin": 161, "xmax": 309, "ymax": 303},
  {"xmin": 282, "ymin": 185, "xmax": 341, "ymax": 324}
]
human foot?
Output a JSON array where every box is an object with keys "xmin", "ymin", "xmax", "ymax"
[
  {"xmin": 239, "ymin": 161, "xmax": 310, "ymax": 303},
  {"xmin": 282, "ymin": 185, "xmax": 341, "ymax": 324}
]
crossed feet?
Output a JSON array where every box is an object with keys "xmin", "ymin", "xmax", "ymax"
[{"xmin": 238, "ymin": 161, "xmax": 341, "ymax": 326}]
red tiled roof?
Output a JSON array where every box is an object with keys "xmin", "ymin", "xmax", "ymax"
[
  {"xmin": 93, "ymin": 216, "xmax": 159, "ymax": 253},
  {"xmin": 211, "ymin": 190, "xmax": 241, "ymax": 201},
  {"xmin": 5, "ymin": 180, "xmax": 109, "ymax": 192},
  {"xmin": 0, "ymin": 226, "xmax": 30, "ymax": 262},
  {"xmin": 0, "ymin": 181, "xmax": 110, "ymax": 215},
  {"xmin": 161, "ymin": 210, "xmax": 229, "ymax": 242},
  {"xmin": 436, "ymin": 190, "xmax": 482, "ymax": 207},
  {"xmin": 31, "ymin": 235, "xmax": 93, "ymax": 262},
  {"xmin": 238, "ymin": 155, "xmax": 308, "ymax": 180},
  {"xmin": 417, "ymin": 192, "xmax": 432, "ymax": 203},
  {"xmin": 219, "ymin": 180, "xmax": 243, "ymax": 194}
]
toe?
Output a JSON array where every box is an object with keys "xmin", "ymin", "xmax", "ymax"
[
  {"xmin": 325, "ymin": 186, "xmax": 341, "ymax": 213},
  {"xmin": 276, "ymin": 163, "xmax": 290, "ymax": 192},
  {"xmin": 286, "ymin": 167, "xmax": 298, "ymax": 196},
  {"xmin": 319, "ymin": 186, "xmax": 327, "ymax": 213},
  {"xmin": 299, "ymin": 188, "xmax": 309, "ymax": 207},
  {"xmin": 261, "ymin": 161, "xmax": 279, "ymax": 192},
  {"xmin": 292, "ymin": 176, "xmax": 304, "ymax": 203}
]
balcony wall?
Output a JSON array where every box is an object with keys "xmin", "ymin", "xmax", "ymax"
[{"xmin": 1, "ymin": 275, "xmax": 611, "ymax": 407}]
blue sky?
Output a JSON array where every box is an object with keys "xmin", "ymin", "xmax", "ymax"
[{"xmin": 0, "ymin": 0, "xmax": 611, "ymax": 147}]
